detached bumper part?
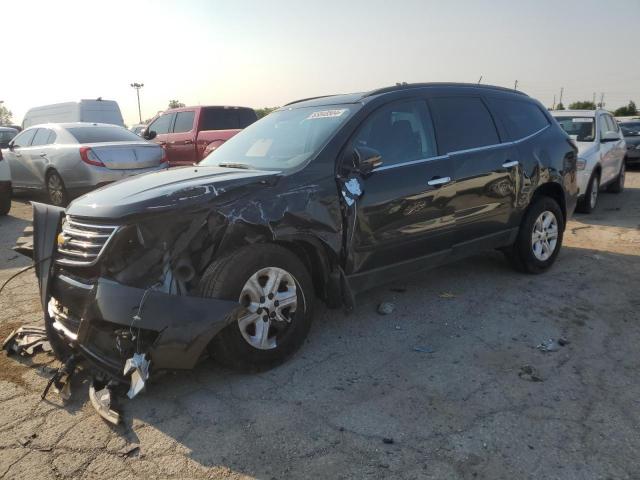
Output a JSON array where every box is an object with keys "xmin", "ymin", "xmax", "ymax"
[
  {"xmin": 89, "ymin": 380, "xmax": 121, "ymax": 425},
  {"xmin": 124, "ymin": 353, "xmax": 150, "ymax": 399},
  {"xmin": 2, "ymin": 325, "xmax": 51, "ymax": 356}
]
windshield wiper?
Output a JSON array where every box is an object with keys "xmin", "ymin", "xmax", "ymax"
[{"xmin": 217, "ymin": 163, "xmax": 251, "ymax": 169}]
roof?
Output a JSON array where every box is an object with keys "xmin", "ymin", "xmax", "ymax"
[
  {"xmin": 24, "ymin": 122, "xmax": 125, "ymax": 130},
  {"xmin": 284, "ymin": 82, "xmax": 528, "ymax": 108},
  {"xmin": 550, "ymin": 110, "xmax": 606, "ymax": 117},
  {"xmin": 0, "ymin": 126, "xmax": 17, "ymax": 132}
]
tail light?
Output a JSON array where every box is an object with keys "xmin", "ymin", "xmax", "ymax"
[
  {"xmin": 79, "ymin": 147, "xmax": 105, "ymax": 167},
  {"xmin": 160, "ymin": 147, "xmax": 168, "ymax": 164}
]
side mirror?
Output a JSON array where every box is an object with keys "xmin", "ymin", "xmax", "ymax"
[
  {"xmin": 8, "ymin": 142, "xmax": 15, "ymax": 151},
  {"xmin": 353, "ymin": 146, "xmax": 383, "ymax": 176},
  {"xmin": 601, "ymin": 131, "xmax": 619, "ymax": 142},
  {"xmin": 144, "ymin": 130, "xmax": 157, "ymax": 141}
]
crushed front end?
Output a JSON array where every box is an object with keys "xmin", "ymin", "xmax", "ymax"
[{"xmin": 32, "ymin": 202, "xmax": 239, "ymax": 415}]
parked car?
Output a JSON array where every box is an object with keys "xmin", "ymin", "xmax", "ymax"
[
  {"xmin": 2, "ymin": 123, "xmax": 167, "ymax": 206},
  {"xmin": 22, "ymin": 99, "xmax": 125, "ymax": 129},
  {"xmin": 0, "ymin": 148, "xmax": 11, "ymax": 215},
  {"xmin": 619, "ymin": 120, "xmax": 640, "ymax": 167},
  {"xmin": 129, "ymin": 124, "xmax": 147, "ymax": 136},
  {"xmin": 143, "ymin": 106, "xmax": 257, "ymax": 166},
  {"xmin": 31, "ymin": 83, "xmax": 578, "ymax": 408},
  {"xmin": 0, "ymin": 126, "xmax": 18, "ymax": 148},
  {"xmin": 551, "ymin": 110, "xmax": 626, "ymax": 213}
]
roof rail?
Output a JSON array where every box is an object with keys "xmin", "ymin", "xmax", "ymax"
[
  {"xmin": 361, "ymin": 82, "xmax": 528, "ymax": 99},
  {"xmin": 284, "ymin": 95, "xmax": 338, "ymax": 107}
]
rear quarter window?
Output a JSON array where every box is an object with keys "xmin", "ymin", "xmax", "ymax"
[
  {"xmin": 428, "ymin": 96, "xmax": 500, "ymax": 153},
  {"xmin": 485, "ymin": 98, "xmax": 549, "ymax": 141},
  {"xmin": 201, "ymin": 108, "xmax": 257, "ymax": 130}
]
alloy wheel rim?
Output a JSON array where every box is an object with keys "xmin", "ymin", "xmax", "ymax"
[
  {"xmin": 531, "ymin": 211, "xmax": 558, "ymax": 262},
  {"xmin": 589, "ymin": 177, "xmax": 599, "ymax": 209},
  {"xmin": 48, "ymin": 175, "xmax": 64, "ymax": 205},
  {"xmin": 237, "ymin": 267, "xmax": 298, "ymax": 350}
]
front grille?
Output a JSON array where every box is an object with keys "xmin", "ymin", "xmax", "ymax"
[{"xmin": 56, "ymin": 216, "xmax": 119, "ymax": 267}]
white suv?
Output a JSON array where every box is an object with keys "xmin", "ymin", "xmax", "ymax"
[{"xmin": 552, "ymin": 109, "xmax": 626, "ymax": 212}]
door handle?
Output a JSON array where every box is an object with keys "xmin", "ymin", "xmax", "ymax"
[
  {"xmin": 428, "ymin": 176, "xmax": 451, "ymax": 186},
  {"xmin": 184, "ymin": 139, "xmax": 193, "ymax": 145},
  {"xmin": 502, "ymin": 160, "xmax": 519, "ymax": 168},
  {"xmin": 39, "ymin": 152, "xmax": 47, "ymax": 158},
  {"xmin": 158, "ymin": 141, "xmax": 167, "ymax": 146}
]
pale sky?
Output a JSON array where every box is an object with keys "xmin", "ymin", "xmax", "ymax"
[{"xmin": 2, "ymin": 0, "xmax": 639, "ymax": 126}]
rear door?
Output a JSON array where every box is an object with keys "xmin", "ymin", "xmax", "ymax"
[
  {"xmin": 345, "ymin": 98, "xmax": 457, "ymax": 275},
  {"xmin": 165, "ymin": 110, "xmax": 197, "ymax": 166},
  {"xmin": 428, "ymin": 96, "xmax": 520, "ymax": 246},
  {"xmin": 5, "ymin": 128, "xmax": 37, "ymax": 188},
  {"xmin": 597, "ymin": 114, "xmax": 616, "ymax": 183}
]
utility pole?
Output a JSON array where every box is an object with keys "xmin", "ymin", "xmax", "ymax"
[
  {"xmin": 514, "ymin": 80, "xmax": 518, "ymax": 90},
  {"xmin": 477, "ymin": 75, "xmax": 483, "ymax": 84},
  {"xmin": 599, "ymin": 92, "xmax": 605, "ymax": 108},
  {"xmin": 559, "ymin": 87, "xmax": 564, "ymax": 107},
  {"xmin": 130, "ymin": 82, "xmax": 144, "ymax": 123}
]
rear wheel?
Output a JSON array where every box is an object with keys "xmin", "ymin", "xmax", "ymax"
[
  {"xmin": 505, "ymin": 196, "xmax": 564, "ymax": 274},
  {"xmin": 46, "ymin": 170, "xmax": 68, "ymax": 207},
  {"xmin": 577, "ymin": 172, "xmax": 599, "ymax": 213},
  {"xmin": 199, "ymin": 244, "xmax": 314, "ymax": 371},
  {"xmin": 607, "ymin": 162, "xmax": 625, "ymax": 193},
  {"xmin": 0, "ymin": 185, "xmax": 10, "ymax": 216}
]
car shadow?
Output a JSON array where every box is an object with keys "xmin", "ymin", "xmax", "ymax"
[{"xmin": 571, "ymin": 181, "xmax": 640, "ymax": 230}]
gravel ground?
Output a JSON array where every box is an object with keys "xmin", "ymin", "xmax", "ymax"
[{"xmin": 0, "ymin": 172, "xmax": 639, "ymax": 479}]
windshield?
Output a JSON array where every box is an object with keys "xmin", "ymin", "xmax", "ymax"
[
  {"xmin": 555, "ymin": 116, "xmax": 595, "ymax": 142},
  {"xmin": 67, "ymin": 126, "xmax": 144, "ymax": 144},
  {"xmin": 620, "ymin": 122, "xmax": 640, "ymax": 136},
  {"xmin": 200, "ymin": 105, "xmax": 355, "ymax": 170}
]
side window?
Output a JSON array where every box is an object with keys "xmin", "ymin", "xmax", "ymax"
[
  {"xmin": 12, "ymin": 129, "xmax": 37, "ymax": 148},
  {"xmin": 173, "ymin": 111, "xmax": 195, "ymax": 133},
  {"xmin": 428, "ymin": 97, "xmax": 499, "ymax": 153},
  {"xmin": 31, "ymin": 128, "xmax": 52, "ymax": 146},
  {"xmin": 598, "ymin": 115, "xmax": 609, "ymax": 139},
  {"xmin": 352, "ymin": 100, "xmax": 437, "ymax": 167},
  {"xmin": 605, "ymin": 115, "xmax": 618, "ymax": 133},
  {"xmin": 47, "ymin": 130, "xmax": 58, "ymax": 144},
  {"xmin": 148, "ymin": 113, "xmax": 175, "ymax": 135},
  {"xmin": 485, "ymin": 97, "xmax": 549, "ymax": 141}
]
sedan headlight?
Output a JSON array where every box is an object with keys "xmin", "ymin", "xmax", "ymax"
[{"xmin": 576, "ymin": 157, "xmax": 587, "ymax": 170}]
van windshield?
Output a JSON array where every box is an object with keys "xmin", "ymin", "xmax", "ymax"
[
  {"xmin": 200, "ymin": 105, "xmax": 354, "ymax": 170},
  {"xmin": 555, "ymin": 116, "xmax": 595, "ymax": 142}
]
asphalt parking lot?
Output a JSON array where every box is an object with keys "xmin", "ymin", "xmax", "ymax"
[{"xmin": 0, "ymin": 172, "xmax": 639, "ymax": 480}]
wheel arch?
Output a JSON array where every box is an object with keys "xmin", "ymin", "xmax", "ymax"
[{"xmin": 531, "ymin": 181, "xmax": 567, "ymax": 227}]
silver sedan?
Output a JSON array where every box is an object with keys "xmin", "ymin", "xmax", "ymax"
[{"xmin": 2, "ymin": 123, "xmax": 168, "ymax": 206}]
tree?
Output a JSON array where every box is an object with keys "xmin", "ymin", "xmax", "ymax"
[
  {"xmin": 0, "ymin": 105, "xmax": 13, "ymax": 125},
  {"xmin": 168, "ymin": 100, "xmax": 185, "ymax": 109},
  {"xmin": 613, "ymin": 101, "xmax": 638, "ymax": 117},
  {"xmin": 555, "ymin": 102, "xmax": 565, "ymax": 111},
  {"xmin": 569, "ymin": 101, "xmax": 596, "ymax": 110},
  {"xmin": 255, "ymin": 107, "xmax": 279, "ymax": 119}
]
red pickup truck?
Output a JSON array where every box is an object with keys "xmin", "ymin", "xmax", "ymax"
[{"xmin": 144, "ymin": 106, "xmax": 257, "ymax": 166}]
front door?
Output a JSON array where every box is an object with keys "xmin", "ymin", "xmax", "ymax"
[
  {"xmin": 146, "ymin": 112, "xmax": 176, "ymax": 163},
  {"xmin": 166, "ymin": 110, "xmax": 197, "ymax": 166},
  {"xmin": 344, "ymin": 99, "xmax": 457, "ymax": 275},
  {"xmin": 5, "ymin": 128, "xmax": 38, "ymax": 188}
]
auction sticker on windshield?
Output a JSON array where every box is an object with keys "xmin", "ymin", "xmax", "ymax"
[
  {"xmin": 572, "ymin": 118, "xmax": 592, "ymax": 123},
  {"xmin": 306, "ymin": 109, "xmax": 348, "ymax": 120}
]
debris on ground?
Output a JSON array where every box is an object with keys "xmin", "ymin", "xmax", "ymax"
[
  {"xmin": 557, "ymin": 337, "xmax": 570, "ymax": 346},
  {"xmin": 377, "ymin": 302, "xmax": 395, "ymax": 315},
  {"xmin": 17, "ymin": 433, "xmax": 36, "ymax": 447},
  {"xmin": 438, "ymin": 292, "xmax": 456, "ymax": 299},
  {"xmin": 413, "ymin": 346, "xmax": 434, "ymax": 354},
  {"xmin": 2, "ymin": 325, "xmax": 51, "ymax": 356},
  {"xmin": 389, "ymin": 287, "xmax": 407, "ymax": 293},
  {"xmin": 518, "ymin": 365, "xmax": 543, "ymax": 382},
  {"xmin": 537, "ymin": 337, "xmax": 570, "ymax": 353},
  {"xmin": 382, "ymin": 437, "xmax": 395, "ymax": 444},
  {"xmin": 117, "ymin": 443, "xmax": 140, "ymax": 458},
  {"xmin": 41, "ymin": 355, "xmax": 78, "ymax": 401},
  {"xmin": 89, "ymin": 380, "xmax": 121, "ymax": 425}
]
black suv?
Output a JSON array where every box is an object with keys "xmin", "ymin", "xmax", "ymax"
[{"xmin": 33, "ymin": 83, "xmax": 578, "ymax": 385}]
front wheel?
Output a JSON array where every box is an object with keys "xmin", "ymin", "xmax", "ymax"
[
  {"xmin": 577, "ymin": 173, "xmax": 599, "ymax": 213},
  {"xmin": 199, "ymin": 244, "xmax": 315, "ymax": 371},
  {"xmin": 505, "ymin": 196, "xmax": 564, "ymax": 274}
]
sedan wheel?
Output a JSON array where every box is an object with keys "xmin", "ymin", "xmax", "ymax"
[
  {"xmin": 47, "ymin": 171, "xmax": 67, "ymax": 207},
  {"xmin": 237, "ymin": 267, "xmax": 299, "ymax": 350},
  {"xmin": 531, "ymin": 210, "xmax": 559, "ymax": 262}
]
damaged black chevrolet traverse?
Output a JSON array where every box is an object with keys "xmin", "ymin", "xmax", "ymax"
[{"xmin": 34, "ymin": 83, "xmax": 577, "ymax": 383}]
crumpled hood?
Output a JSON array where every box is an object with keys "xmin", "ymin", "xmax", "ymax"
[{"xmin": 67, "ymin": 166, "xmax": 278, "ymax": 219}]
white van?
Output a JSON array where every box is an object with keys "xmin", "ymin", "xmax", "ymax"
[{"xmin": 22, "ymin": 99, "xmax": 124, "ymax": 128}]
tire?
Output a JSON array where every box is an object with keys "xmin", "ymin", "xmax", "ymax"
[
  {"xmin": 199, "ymin": 244, "xmax": 315, "ymax": 371},
  {"xmin": 505, "ymin": 196, "xmax": 564, "ymax": 274},
  {"xmin": 0, "ymin": 185, "xmax": 10, "ymax": 216},
  {"xmin": 46, "ymin": 170, "xmax": 68, "ymax": 207},
  {"xmin": 607, "ymin": 162, "xmax": 625, "ymax": 194},
  {"xmin": 576, "ymin": 172, "xmax": 599, "ymax": 214}
]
